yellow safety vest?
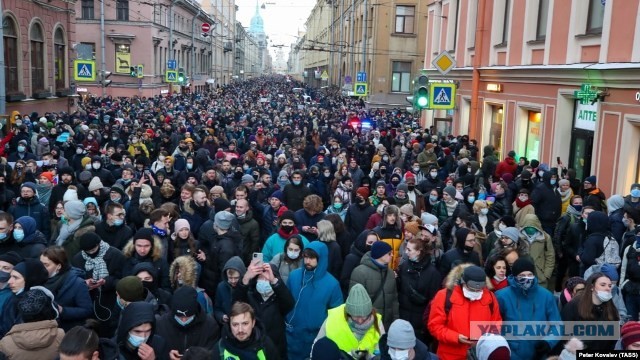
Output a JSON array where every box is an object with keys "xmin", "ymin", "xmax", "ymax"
[
  {"xmin": 325, "ymin": 304, "xmax": 381, "ymax": 356},
  {"xmin": 222, "ymin": 348, "xmax": 266, "ymax": 360}
]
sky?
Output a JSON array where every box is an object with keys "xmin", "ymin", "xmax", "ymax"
[{"xmin": 234, "ymin": 0, "xmax": 316, "ymax": 57}]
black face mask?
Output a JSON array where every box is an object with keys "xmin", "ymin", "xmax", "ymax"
[
  {"xmin": 281, "ymin": 225, "xmax": 294, "ymax": 233},
  {"xmin": 463, "ymin": 245, "xmax": 475, "ymax": 253},
  {"xmin": 407, "ymin": 185, "xmax": 415, "ymax": 191}
]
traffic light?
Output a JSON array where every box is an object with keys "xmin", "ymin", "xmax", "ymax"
[
  {"xmin": 100, "ymin": 70, "xmax": 112, "ymax": 87},
  {"xmin": 415, "ymin": 74, "xmax": 429, "ymax": 110},
  {"xmin": 129, "ymin": 66, "xmax": 137, "ymax": 77},
  {"xmin": 178, "ymin": 68, "xmax": 185, "ymax": 84}
]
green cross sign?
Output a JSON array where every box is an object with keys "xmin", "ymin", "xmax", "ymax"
[{"xmin": 575, "ymin": 83, "xmax": 599, "ymax": 105}]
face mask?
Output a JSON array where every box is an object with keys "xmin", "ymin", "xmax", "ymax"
[
  {"xmin": 388, "ymin": 348, "xmax": 410, "ymax": 360},
  {"xmin": 287, "ymin": 250, "xmax": 300, "ymax": 259},
  {"xmin": 281, "ymin": 225, "xmax": 294, "ymax": 233},
  {"xmin": 430, "ymin": 172, "xmax": 438, "ymax": 178},
  {"xmin": 429, "ymin": 195, "xmax": 438, "ymax": 202},
  {"xmin": 573, "ymin": 205, "xmax": 583, "ymax": 212},
  {"xmin": 13, "ymin": 229, "xmax": 24, "ymax": 242},
  {"xmin": 60, "ymin": 215, "xmax": 68, "ymax": 225},
  {"xmin": 17, "ymin": 145, "xmax": 25, "ymax": 153},
  {"xmin": 596, "ymin": 290, "xmax": 613, "ymax": 302},
  {"xmin": 623, "ymin": 218, "xmax": 631, "ymax": 228},
  {"xmin": 186, "ymin": 163, "xmax": 193, "ymax": 170},
  {"xmin": 112, "ymin": 136, "xmax": 119, "ymax": 140},
  {"xmin": 113, "ymin": 219, "xmax": 124, "ymax": 226},
  {"xmin": 480, "ymin": 208, "xmax": 489, "ymax": 215},
  {"xmin": 334, "ymin": 203, "xmax": 343, "ymax": 210},
  {"xmin": 85, "ymin": 164, "xmax": 92, "ymax": 170},
  {"xmin": 76, "ymin": 148, "xmax": 83, "ymax": 155},
  {"xmin": 467, "ymin": 196, "xmax": 475, "ymax": 204},
  {"xmin": 158, "ymin": 156, "xmax": 166, "ymax": 162},
  {"xmin": 494, "ymin": 274, "xmax": 506, "ymax": 282},
  {"xmin": 516, "ymin": 275, "xmax": 535, "ymax": 291},
  {"xmin": 87, "ymin": 136, "xmax": 93, "ymax": 140},
  {"xmin": 0, "ymin": 232, "xmax": 7, "ymax": 242},
  {"xmin": 518, "ymin": 195, "xmax": 528, "ymax": 202},
  {"xmin": 256, "ymin": 279, "xmax": 273, "ymax": 294},
  {"xmin": 413, "ymin": 167, "xmax": 420, "ymax": 173},
  {"xmin": 292, "ymin": 180, "xmax": 301, "ymax": 186},
  {"xmin": 550, "ymin": 179, "xmax": 557, "ymax": 185},
  {"xmin": 128, "ymin": 334, "xmax": 148, "ymax": 348},
  {"xmin": 524, "ymin": 227, "xmax": 537, "ymax": 236},
  {"xmin": 632, "ymin": 189, "xmax": 640, "ymax": 198},
  {"xmin": 407, "ymin": 185, "xmax": 415, "ymax": 192},
  {"xmin": 462, "ymin": 286, "xmax": 483, "ymax": 301},
  {"xmin": 174, "ymin": 315, "xmax": 195, "ymax": 326},
  {"xmin": 538, "ymin": 171, "xmax": 544, "ymax": 177},
  {"xmin": 15, "ymin": 121, "xmax": 22, "ymax": 127},
  {"xmin": 131, "ymin": 138, "xmax": 139, "ymax": 143},
  {"xmin": 463, "ymin": 245, "xmax": 475, "ymax": 253},
  {"xmin": 93, "ymin": 162, "xmax": 101, "ymax": 170},
  {"xmin": 324, "ymin": 172, "xmax": 331, "ymax": 177},
  {"xmin": 0, "ymin": 270, "xmax": 10, "ymax": 283}
]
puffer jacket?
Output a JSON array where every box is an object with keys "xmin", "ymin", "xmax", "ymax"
[
  {"xmin": 397, "ymin": 254, "xmax": 442, "ymax": 335},
  {"xmin": 11, "ymin": 217, "xmax": 47, "ymax": 259},
  {"xmin": 122, "ymin": 236, "xmax": 171, "ymax": 291},
  {"xmin": 349, "ymin": 252, "xmax": 399, "ymax": 330},
  {"xmin": 519, "ymin": 214, "xmax": 555, "ymax": 287},
  {"xmin": 0, "ymin": 320, "xmax": 64, "ymax": 360},
  {"xmin": 43, "ymin": 267, "xmax": 93, "ymax": 331},
  {"xmin": 531, "ymin": 172, "xmax": 562, "ymax": 228},
  {"xmin": 427, "ymin": 264, "xmax": 502, "ymax": 360},
  {"xmin": 373, "ymin": 205, "xmax": 404, "ymax": 270}
]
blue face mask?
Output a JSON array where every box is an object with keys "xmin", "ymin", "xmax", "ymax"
[
  {"xmin": 334, "ymin": 203, "xmax": 343, "ymax": 210},
  {"xmin": 292, "ymin": 180, "xmax": 301, "ymax": 186},
  {"xmin": 128, "ymin": 334, "xmax": 148, "ymax": 348},
  {"xmin": 429, "ymin": 195, "xmax": 438, "ymax": 202},
  {"xmin": 113, "ymin": 219, "xmax": 124, "ymax": 226},
  {"xmin": 256, "ymin": 279, "xmax": 273, "ymax": 294},
  {"xmin": 174, "ymin": 315, "xmax": 195, "ymax": 327},
  {"xmin": 467, "ymin": 196, "xmax": 475, "ymax": 204},
  {"xmin": 0, "ymin": 232, "xmax": 7, "ymax": 242},
  {"xmin": 13, "ymin": 229, "xmax": 24, "ymax": 242},
  {"xmin": 116, "ymin": 297, "xmax": 125, "ymax": 310},
  {"xmin": 550, "ymin": 179, "xmax": 557, "ymax": 185},
  {"xmin": 632, "ymin": 189, "xmax": 640, "ymax": 198},
  {"xmin": 573, "ymin": 205, "xmax": 583, "ymax": 212}
]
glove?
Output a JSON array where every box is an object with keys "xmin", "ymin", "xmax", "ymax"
[{"xmin": 534, "ymin": 341, "xmax": 551, "ymax": 356}]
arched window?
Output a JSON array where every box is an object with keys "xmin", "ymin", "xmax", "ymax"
[
  {"xmin": 3, "ymin": 17, "xmax": 19, "ymax": 94},
  {"xmin": 30, "ymin": 23, "xmax": 45, "ymax": 92},
  {"xmin": 54, "ymin": 27, "xmax": 66, "ymax": 90}
]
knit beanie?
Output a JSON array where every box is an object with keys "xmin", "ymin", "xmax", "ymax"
[
  {"xmin": 79, "ymin": 232, "xmax": 101, "ymax": 251},
  {"xmin": 279, "ymin": 210, "xmax": 295, "ymax": 223},
  {"xmin": 443, "ymin": 185, "xmax": 456, "ymax": 199},
  {"xmin": 78, "ymin": 171, "xmax": 92, "ymax": 182},
  {"xmin": 370, "ymin": 241, "xmax": 392, "ymax": 260},
  {"xmin": 387, "ymin": 319, "xmax": 416, "ymax": 349},
  {"xmin": 64, "ymin": 200, "xmax": 86, "ymax": 220},
  {"xmin": 210, "ymin": 185, "xmax": 225, "ymax": 196},
  {"xmin": 396, "ymin": 183, "xmax": 409, "ymax": 193},
  {"xmin": 18, "ymin": 288, "xmax": 57, "ymax": 321},
  {"xmin": 213, "ymin": 197, "xmax": 232, "ymax": 212},
  {"xmin": 63, "ymin": 188, "xmax": 79, "ymax": 202},
  {"xmin": 88, "ymin": 177, "xmax": 104, "ymax": 192},
  {"xmin": 462, "ymin": 265, "xmax": 487, "ymax": 291},
  {"xmin": 421, "ymin": 213, "xmax": 438, "ymax": 226},
  {"xmin": 584, "ymin": 175, "xmax": 597, "ymax": 184},
  {"xmin": 132, "ymin": 262, "xmax": 158, "ymax": 280},
  {"xmin": 81, "ymin": 157, "xmax": 92, "ymax": 169},
  {"xmin": 134, "ymin": 228, "xmax": 155, "ymax": 243},
  {"xmin": 241, "ymin": 174, "xmax": 255, "ymax": 184},
  {"xmin": 511, "ymin": 258, "xmax": 536, "ymax": 277},
  {"xmin": 270, "ymin": 190, "xmax": 284, "ymax": 202},
  {"xmin": 39, "ymin": 172, "xmax": 54, "ymax": 183},
  {"xmin": 0, "ymin": 251, "xmax": 23, "ymax": 266},
  {"xmin": 501, "ymin": 227, "xmax": 520, "ymax": 244},
  {"xmin": 214, "ymin": 211, "xmax": 234, "ymax": 230},
  {"xmin": 404, "ymin": 221, "xmax": 421, "ymax": 236},
  {"xmin": 356, "ymin": 187, "xmax": 369, "ymax": 198},
  {"xmin": 476, "ymin": 333, "xmax": 511, "ymax": 360},
  {"xmin": 621, "ymin": 322, "xmax": 640, "ymax": 349},
  {"xmin": 13, "ymin": 259, "xmax": 48, "ymax": 289},
  {"xmin": 600, "ymin": 263, "xmax": 619, "ymax": 282},
  {"xmin": 171, "ymin": 286, "xmax": 199, "ymax": 317},
  {"xmin": 345, "ymin": 284, "xmax": 372, "ymax": 317},
  {"xmin": 173, "ymin": 219, "xmax": 191, "ymax": 234},
  {"xmin": 116, "ymin": 276, "xmax": 145, "ymax": 302},
  {"xmin": 399, "ymin": 204, "xmax": 414, "ymax": 217},
  {"xmin": 499, "ymin": 216, "xmax": 516, "ymax": 228},
  {"xmin": 21, "ymin": 182, "xmax": 37, "ymax": 193}
]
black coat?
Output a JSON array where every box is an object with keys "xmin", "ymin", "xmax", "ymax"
[
  {"xmin": 340, "ymin": 232, "xmax": 369, "ymax": 296},
  {"xmin": 397, "ymin": 256, "xmax": 442, "ymax": 333},
  {"xmin": 212, "ymin": 321, "xmax": 280, "ymax": 360},
  {"xmin": 531, "ymin": 174, "xmax": 562, "ymax": 227},
  {"xmin": 345, "ymin": 202, "xmax": 375, "ymax": 236},
  {"xmin": 282, "ymin": 182, "xmax": 312, "ymax": 212},
  {"xmin": 94, "ymin": 221, "xmax": 134, "ymax": 250},
  {"xmin": 115, "ymin": 302, "xmax": 169, "ymax": 360},
  {"xmin": 155, "ymin": 304, "xmax": 220, "ymax": 353}
]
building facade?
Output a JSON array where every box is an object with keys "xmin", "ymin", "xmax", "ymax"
[
  {"xmin": 201, "ymin": 0, "xmax": 236, "ymax": 87},
  {"xmin": 423, "ymin": 0, "xmax": 640, "ymax": 197},
  {"xmin": 3, "ymin": 0, "xmax": 77, "ymax": 114}
]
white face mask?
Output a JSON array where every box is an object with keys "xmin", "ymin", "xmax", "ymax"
[
  {"xmin": 494, "ymin": 274, "xmax": 506, "ymax": 282},
  {"xmin": 287, "ymin": 250, "xmax": 300, "ymax": 259},
  {"xmin": 480, "ymin": 208, "xmax": 489, "ymax": 215},
  {"xmin": 596, "ymin": 290, "xmax": 613, "ymax": 302},
  {"xmin": 498, "ymin": 223, "xmax": 507, "ymax": 231},
  {"xmin": 462, "ymin": 286, "xmax": 483, "ymax": 301},
  {"xmin": 388, "ymin": 348, "xmax": 410, "ymax": 360}
]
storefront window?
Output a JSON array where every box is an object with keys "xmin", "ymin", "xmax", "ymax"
[
  {"xmin": 434, "ymin": 118, "xmax": 452, "ymax": 138},
  {"xmin": 525, "ymin": 111, "xmax": 541, "ymax": 161},
  {"xmin": 489, "ymin": 105, "xmax": 504, "ymax": 157}
]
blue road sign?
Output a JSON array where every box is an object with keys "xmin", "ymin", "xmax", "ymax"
[
  {"xmin": 345, "ymin": 75, "xmax": 352, "ymax": 84},
  {"xmin": 429, "ymin": 83, "xmax": 456, "ymax": 110},
  {"xmin": 167, "ymin": 60, "xmax": 177, "ymax": 70},
  {"xmin": 356, "ymin": 72, "xmax": 367, "ymax": 82},
  {"xmin": 74, "ymin": 60, "xmax": 96, "ymax": 81}
]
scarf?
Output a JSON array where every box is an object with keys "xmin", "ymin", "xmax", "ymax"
[
  {"xmin": 152, "ymin": 224, "xmax": 167, "ymax": 237},
  {"xmin": 55, "ymin": 217, "xmax": 83, "ymax": 246},
  {"xmin": 347, "ymin": 314, "xmax": 375, "ymax": 341},
  {"xmin": 81, "ymin": 241, "xmax": 110, "ymax": 280},
  {"xmin": 445, "ymin": 200, "xmax": 457, "ymax": 216},
  {"xmin": 558, "ymin": 188, "xmax": 572, "ymax": 204},
  {"xmin": 35, "ymin": 183, "xmax": 52, "ymax": 206},
  {"xmin": 566, "ymin": 205, "xmax": 582, "ymax": 218},
  {"xmin": 515, "ymin": 197, "xmax": 532, "ymax": 209}
]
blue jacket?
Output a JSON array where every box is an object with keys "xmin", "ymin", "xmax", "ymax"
[
  {"xmin": 495, "ymin": 276, "xmax": 561, "ymax": 360},
  {"xmin": 46, "ymin": 267, "xmax": 93, "ymax": 331},
  {"xmin": 8, "ymin": 197, "xmax": 50, "ymax": 240},
  {"xmin": 286, "ymin": 241, "xmax": 343, "ymax": 360}
]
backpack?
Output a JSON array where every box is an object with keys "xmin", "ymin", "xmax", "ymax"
[
  {"xmin": 596, "ymin": 235, "xmax": 621, "ymax": 268},
  {"xmin": 422, "ymin": 286, "xmax": 494, "ymax": 329}
]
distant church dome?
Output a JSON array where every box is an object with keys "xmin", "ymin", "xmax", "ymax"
[{"xmin": 249, "ymin": 0, "xmax": 265, "ymax": 35}]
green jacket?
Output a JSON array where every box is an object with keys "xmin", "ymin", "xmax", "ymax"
[{"xmin": 520, "ymin": 214, "xmax": 555, "ymax": 286}]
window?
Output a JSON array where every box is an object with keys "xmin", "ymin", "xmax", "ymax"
[
  {"xmin": 81, "ymin": 0, "xmax": 94, "ymax": 20},
  {"xmin": 489, "ymin": 105, "xmax": 504, "ymax": 156},
  {"xmin": 391, "ymin": 61, "xmax": 411, "ymax": 92},
  {"xmin": 116, "ymin": 0, "xmax": 129, "ymax": 21},
  {"xmin": 525, "ymin": 111, "xmax": 542, "ymax": 160},
  {"xmin": 536, "ymin": 0, "xmax": 549, "ymax": 40},
  {"xmin": 30, "ymin": 23, "xmax": 45, "ymax": 92},
  {"xmin": 395, "ymin": 6, "xmax": 415, "ymax": 34},
  {"xmin": 501, "ymin": 0, "xmax": 511, "ymax": 44},
  {"xmin": 587, "ymin": 0, "xmax": 604, "ymax": 34},
  {"xmin": 54, "ymin": 28, "xmax": 66, "ymax": 90},
  {"xmin": 3, "ymin": 17, "xmax": 19, "ymax": 94}
]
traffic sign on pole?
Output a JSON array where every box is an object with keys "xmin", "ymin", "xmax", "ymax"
[
  {"xmin": 165, "ymin": 70, "xmax": 178, "ymax": 83},
  {"xmin": 429, "ymin": 83, "xmax": 456, "ymax": 109},
  {"xmin": 167, "ymin": 60, "xmax": 177, "ymax": 70},
  {"xmin": 354, "ymin": 82, "xmax": 368, "ymax": 97},
  {"xmin": 356, "ymin": 72, "xmax": 367, "ymax": 82},
  {"xmin": 136, "ymin": 65, "xmax": 144, "ymax": 79},
  {"xmin": 432, "ymin": 51, "xmax": 456, "ymax": 76},
  {"xmin": 201, "ymin": 23, "xmax": 211, "ymax": 33},
  {"xmin": 74, "ymin": 60, "xmax": 96, "ymax": 81}
]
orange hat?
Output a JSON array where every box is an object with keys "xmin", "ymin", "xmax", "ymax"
[{"xmin": 39, "ymin": 172, "xmax": 54, "ymax": 183}]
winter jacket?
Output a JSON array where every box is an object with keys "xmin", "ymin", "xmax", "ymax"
[
  {"xmin": 286, "ymin": 241, "xmax": 343, "ymax": 360},
  {"xmin": 169, "ymin": 256, "xmax": 213, "ymax": 314},
  {"xmin": 10, "ymin": 222, "xmax": 47, "ymax": 260},
  {"xmin": 345, "ymin": 201, "xmax": 376, "ymax": 236},
  {"xmin": 480, "ymin": 145, "xmax": 499, "ymax": 183},
  {"xmin": 427, "ymin": 264, "xmax": 502, "ymax": 360},
  {"xmin": 202, "ymin": 229, "xmax": 243, "ymax": 283},
  {"xmin": 397, "ymin": 255, "xmax": 442, "ymax": 334},
  {"xmin": 491, "ymin": 192, "xmax": 513, "ymax": 218},
  {"xmin": 262, "ymin": 231, "xmax": 310, "ymax": 263},
  {"xmin": 340, "ymin": 231, "xmax": 373, "ymax": 295},
  {"xmin": 495, "ymin": 276, "xmax": 561, "ymax": 360},
  {"xmin": 94, "ymin": 221, "xmax": 134, "ymax": 250},
  {"xmin": 55, "ymin": 215, "xmax": 96, "ymax": 259},
  {"xmin": 581, "ymin": 187, "xmax": 607, "ymax": 212},
  {"xmin": 214, "ymin": 256, "xmax": 247, "ymax": 325},
  {"xmin": 212, "ymin": 320, "xmax": 280, "ymax": 360},
  {"xmin": 115, "ymin": 302, "xmax": 169, "ymax": 360},
  {"xmin": 561, "ymin": 296, "xmax": 618, "ymax": 352},
  {"xmin": 283, "ymin": 182, "xmax": 312, "ymax": 212},
  {"xmin": 43, "ymin": 267, "xmax": 93, "ymax": 331},
  {"xmin": 350, "ymin": 252, "xmax": 399, "ymax": 330},
  {"xmin": 122, "ymin": 237, "xmax": 171, "ymax": 292},
  {"xmin": 270, "ymin": 252, "xmax": 303, "ymax": 284},
  {"xmin": 237, "ymin": 210, "xmax": 261, "ymax": 263},
  {"xmin": 621, "ymin": 243, "xmax": 640, "ymax": 296},
  {"xmin": 180, "ymin": 201, "xmax": 212, "ymax": 236},
  {"xmin": 495, "ymin": 156, "xmax": 517, "ymax": 178},
  {"xmin": 376, "ymin": 333, "xmax": 435, "ymax": 360},
  {"xmin": 0, "ymin": 320, "xmax": 64, "ymax": 360},
  {"xmin": 578, "ymin": 211, "xmax": 610, "ymax": 270},
  {"xmin": 531, "ymin": 173, "xmax": 562, "ymax": 228},
  {"xmin": 439, "ymin": 229, "xmax": 482, "ymax": 279},
  {"xmin": 9, "ymin": 196, "xmax": 51, "ymax": 240},
  {"xmin": 155, "ymin": 303, "xmax": 220, "ymax": 354},
  {"xmin": 295, "ymin": 208, "xmax": 325, "ymax": 241},
  {"xmin": 519, "ymin": 214, "xmax": 555, "ymax": 287},
  {"xmin": 373, "ymin": 207, "xmax": 404, "ymax": 270}
]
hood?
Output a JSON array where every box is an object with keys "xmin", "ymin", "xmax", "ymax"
[
  {"xmin": 444, "ymin": 263, "xmax": 492, "ymax": 290},
  {"xmin": 586, "ymin": 211, "xmax": 609, "ymax": 234},
  {"xmin": 352, "ymin": 231, "xmax": 376, "ymax": 255},
  {"xmin": 123, "ymin": 235, "xmax": 164, "ymax": 261},
  {"xmin": 469, "ymin": 160, "xmax": 480, "ymax": 173},
  {"xmin": 455, "ymin": 228, "xmax": 472, "ymax": 250},
  {"xmin": 116, "ymin": 302, "xmax": 156, "ymax": 346},
  {"xmin": 15, "ymin": 216, "xmax": 37, "ymax": 237},
  {"xmin": 483, "ymin": 145, "xmax": 495, "ymax": 157},
  {"xmin": 222, "ymin": 256, "xmax": 247, "ymax": 280},
  {"xmin": 306, "ymin": 240, "xmax": 329, "ymax": 279},
  {"xmin": 520, "ymin": 214, "xmax": 544, "ymax": 232},
  {"xmin": 541, "ymin": 171, "xmax": 554, "ymax": 187},
  {"xmin": 476, "ymin": 334, "xmax": 511, "ymax": 360},
  {"xmin": 607, "ymin": 195, "xmax": 625, "ymax": 214},
  {"xmin": 169, "ymin": 255, "xmax": 199, "ymax": 288},
  {"xmin": 7, "ymin": 320, "xmax": 61, "ymax": 350},
  {"xmin": 16, "ymin": 195, "xmax": 42, "ymax": 206},
  {"xmin": 504, "ymin": 157, "xmax": 516, "ymax": 165},
  {"xmin": 22, "ymin": 230, "xmax": 48, "ymax": 246}
]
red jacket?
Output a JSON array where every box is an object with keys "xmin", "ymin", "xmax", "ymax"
[
  {"xmin": 495, "ymin": 157, "xmax": 517, "ymax": 178},
  {"xmin": 428, "ymin": 285, "xmax": 502, "ymax": 360}
]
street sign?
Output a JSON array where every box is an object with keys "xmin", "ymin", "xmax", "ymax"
[
  {"xmin": 165, "ymin": 70, "xmax": 178, "ymax": 83},
  {"xmin": 136, "ymin": 65, "xmax": 144, "ymax": 78},
  {"xmin": 344, "ymin": 75, "xmax": 352, "ymax": 84},
  {"xmin": 432, "ymin": 51, "xmax": 456, "ymax": 76},
  {"xmin": 202, "ymin": 23, "xmax": 211, "ymax": 33},
  {"xmin": 354, "ymin": 82, "xmax": 368, "ymax": 97},
  {"xmin": 429, "ymin": 83, "xmax": 456, "ymax": 109},
  {"xmin": 575, "ymin": 83, "xmax": 599, "ymax": 105},
  {"xmin": 74, "ymin": 60, "xmax": 96, "ymax": 81},
  {"xmin": 356, "ymin": 72, "xmax": 367, "ymax": 82},
  {"xmin": 321, "ymin": 70, "xmax": 329, "ymax": 81},
  {"xmin": 167, "ymin": 60, "xmax": 176, "ymax": 70}
]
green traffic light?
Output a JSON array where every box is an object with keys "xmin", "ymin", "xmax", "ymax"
[{"xmin": 416, "ymin": 88, "xmax": 428, "ymax": 108}]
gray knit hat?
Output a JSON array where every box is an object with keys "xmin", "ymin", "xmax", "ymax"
[
  {"xmin": 64, "ymin": 200, "xmax": 86, "ymax": 220},
  {"xmin": 214, "ymin": 210, "xmax": 234, "ymax": 230},
  {"xmin": 345, "ymin": 284, "xmax": 372, "ymax": 317},
  {"xmin": 501, "ymin": 227, "xmax": 520, "ymax": 244},
  {"xmin": 387, "ymin": 319, "xmax": 416, "ymax": 349},
  {"xmin": 241, "ymin": 174, "xmax": 255, "ymax": 184},
  {"xmin": 443, "ymin": 185, "xmax": 457, "ymax": 199}
]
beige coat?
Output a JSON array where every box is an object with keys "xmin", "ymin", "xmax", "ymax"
[{"xmin": 0, "ymin": 320, "xmax": 64, "ymax": 360}]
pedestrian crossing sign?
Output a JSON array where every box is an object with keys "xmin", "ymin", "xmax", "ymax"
[
  {"xmin": 74, "ymin": 60, "xmax": 96, "ymax": 81},
  {"xmin": 354, "ymin": 82, "xmax": 368, "ymax": 97},
  {"xmin": 429, "ymin": 83, "xmax": 456, "ymax": 109},
  {"xmin": 165, "ymin": 70, "xmax": 178, "ymax": 83}
]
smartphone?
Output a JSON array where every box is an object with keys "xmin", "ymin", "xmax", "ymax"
[
  {"xmin": 252, "ymin": 252, "xmax": 264, "ymax": 266},
  {"xmin": 557, "ymin": 156, "xmax": 561, "ymax": 164}
]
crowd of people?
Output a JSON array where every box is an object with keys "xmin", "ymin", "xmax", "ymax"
[{"xmin": 0, "ymin": 75, "xmax": 638, "ymax": 359}]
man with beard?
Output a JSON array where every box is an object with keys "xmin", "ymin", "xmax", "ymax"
[{"xmin": 48, "ymin": 166, "xmax": 89, "ymax": 215}]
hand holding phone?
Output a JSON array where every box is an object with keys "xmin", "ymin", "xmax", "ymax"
[{"xmin": 252, "ymin": 252, "xmax": 264, "ymax": 266}]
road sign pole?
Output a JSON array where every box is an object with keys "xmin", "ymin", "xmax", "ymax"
[{"xmin": 100, "ymin": 0, "xmax": 106, "ymax": 97}]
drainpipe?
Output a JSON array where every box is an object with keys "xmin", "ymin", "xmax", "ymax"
[
  {"xmin": 191, "ymin": 8, "xmax": 201, "ymax": 91},
  {"xmin": 469, "ymin": 0, "xmax": 486, "ymax": 142},
  {"xmin": 361, "ymin": 0, "xmax": 367, "ymax": 73},
  {"xmin": 0, "ymin": 0, "xmax": 6, "ymax": 115}
]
